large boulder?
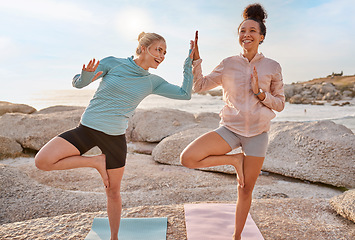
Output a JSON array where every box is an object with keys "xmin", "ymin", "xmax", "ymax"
[
  {"xmin": 127, "ymin": 108, "xmax": 196, "ymax": 142},
  {"xmin": 152, "ymin": 127, "xmax": 236, "ymax": 174},
  {"xmin": 127, "ymin": 108, "xmax": 220, "ymax": 142},
  {"xmin": 329, "ymin": 190, "xmax": 355, "ymax": 223},
  {"xmin": 0, "ymin": 164, "xmax": 106, "ymax": 224},
  {"xmin": 0, "ymin": 106, "xmax": 84, "ymax": 151},
  {"xmin": 0, "ymin": 136, "xmax": 23, "ymax": 158},
  {"xmin": 153, "ymin": 120, "xmax": 355, "ymax": 188},
  {"xmin": 194, "ymin": 112, "xmax": 220, "ymax": 129},
  {"xmin": 0, "ymin": 101, "xmax": 36, "ymax": 115},
  {"xmin": 265, "ymin": 120, "xmax": 355, "ymax": 188}
]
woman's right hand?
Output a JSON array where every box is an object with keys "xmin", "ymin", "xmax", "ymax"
[
  {"xmin": 82, "ymin": 58, "xmax": 103, "ymax": 82},
  {"xmin": 190, "ymin": 31, "xmax": 200, "ymax": 60}
]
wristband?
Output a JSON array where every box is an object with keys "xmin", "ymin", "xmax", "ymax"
[{"xmin": 254, "ymin": 89, "xmax": 263, "ymax": 96}]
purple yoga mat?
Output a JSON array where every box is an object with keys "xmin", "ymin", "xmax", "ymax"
[{"xmin": 184, "ymin": 203, "xmax": 264, "ymax": 240}]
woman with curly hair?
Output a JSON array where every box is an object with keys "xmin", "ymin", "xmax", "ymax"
[{"xmin": 181, "ymin": 4, "xmax": 285, "ymax": 239}]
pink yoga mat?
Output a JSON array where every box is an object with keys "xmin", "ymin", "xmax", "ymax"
[{"xmin": 184, "ymin": 203, "xmax": 264, "ymax": 240}]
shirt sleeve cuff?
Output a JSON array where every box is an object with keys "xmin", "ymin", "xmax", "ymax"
[
  {"xmin": 261, "ymin": 91, "xmax": 270, "ymax": 104},
  {"xmin": 81, "ymin": 70, "xmax": 95, "ymax": 81},
  {"xmin": 192, "ymin": 58, "xmax": 202, "ymax": 67}
]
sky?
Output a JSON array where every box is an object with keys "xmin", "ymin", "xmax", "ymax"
[{"xmin": 0, "ymin": 0, "xmax": 354, "ymax": 97}]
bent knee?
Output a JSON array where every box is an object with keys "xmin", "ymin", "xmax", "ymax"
[
  {"xmin": 34, "ymin": 154, "xmax": 52, "ymax": 171},
  {"xmin": 180, "ymin": 151, "xmax": 197, "ymax": 168}
]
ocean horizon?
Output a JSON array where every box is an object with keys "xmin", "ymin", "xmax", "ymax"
[{"xmin": 2, "ymin": 88, "xmax": 354, "ymax": 133}]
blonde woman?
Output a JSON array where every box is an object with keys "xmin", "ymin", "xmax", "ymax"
[
  {"xmin": 181, "ymin": 4, "xmax": 285, "ymax": 239},
  {"xmin": 35, "ymin": 32, "xmax": 196, "ymax": 240}
]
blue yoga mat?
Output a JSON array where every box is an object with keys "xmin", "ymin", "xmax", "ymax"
[{"xmin": 85, "ymin": 217, "xmax": 167, "ymax": 240}]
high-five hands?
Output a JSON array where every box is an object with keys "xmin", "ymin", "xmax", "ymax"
[
  {"xmin": 189, "ymin": 31, "xmax": 200, "ymax": 60},
  {"xmin": 82, "ymin": 58, "xmax": 103, "ymax": 82}
]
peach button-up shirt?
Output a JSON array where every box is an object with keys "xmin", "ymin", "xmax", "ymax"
[{"xmin": 192, "ymin": 53, "xmax": 285, "ymax": 137}]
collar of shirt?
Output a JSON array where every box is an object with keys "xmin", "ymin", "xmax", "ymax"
[
  {"xmin": 128, "ymin": 56, "xmax": 151, "ymax": 76},
  {"xmin": 238, "ymin": 52, "xmax": 264, "ymax": 63}
]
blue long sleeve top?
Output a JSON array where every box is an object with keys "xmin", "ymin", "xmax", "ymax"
[{"xmin": 72, "ymin": 53, "xmax": 193, "ymax": 135}]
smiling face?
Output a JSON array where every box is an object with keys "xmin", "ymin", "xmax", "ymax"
[
  {"xmin": 141, "ymin": 40, "xmax": 167, "ymax": 69},
  {"xmin": 238, "ymin": 19, "xmax": 264, "ymax": 52}
]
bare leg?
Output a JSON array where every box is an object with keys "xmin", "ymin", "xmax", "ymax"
[
  {"xmin": 35, "ymin": 136, "xmax": 109, "ymax": 187},
  {"xmin": 233, "ymin": 155, "xmax": 264, "ymax": 240},
  {"xmin": 105, "ymin": 167, "xmax": 125, "ymax": 240},
  {"xmin": 180, "ymin": 131, "xmax": 244, "ymax": 187}
]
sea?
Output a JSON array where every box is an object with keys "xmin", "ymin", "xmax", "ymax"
[{"xmin": 2, "ymin": 89, "xmax": 355, "ymax": 133}]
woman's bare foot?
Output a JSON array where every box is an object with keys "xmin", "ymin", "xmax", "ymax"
[
  {"xmin": 94, "ymin": 154, "xmax": 109, "ymax": 188},
  {"xmin": 231, "ymin": 153, "xmax": 244, "ymax": 188}
]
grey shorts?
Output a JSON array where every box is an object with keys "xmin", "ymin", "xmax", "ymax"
[{"xmin": 214, "ymin": 126, "xmax": 268, "ymax": 157}]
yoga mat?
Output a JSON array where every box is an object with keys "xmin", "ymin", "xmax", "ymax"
[
  {"xmin": 184, "ymin": 203, "xmax": 264, "ymax": 240},
  {"xmin": 85, "ymin": 217, "xmax": 167, "ymax": 240}
]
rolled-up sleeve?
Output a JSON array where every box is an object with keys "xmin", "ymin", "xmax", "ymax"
[
  {"xmin": 192, "ymin": 59, "xmax": 223, "ymax": 93},
  {"xmin": 261, "ymin": 64, "xmax": 285, "ymax": 112}
]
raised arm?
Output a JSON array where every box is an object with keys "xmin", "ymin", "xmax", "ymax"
[
  {"xmin": 72, "ymin": 58, "xmax": 104, "ymax": 89},
  {"xmin": 152, "ymin": 51, "xmax": 193, "ymax": 100},
  {"xmin": 190, "ymin": 31, "xmax": 223, "ymax": 93}
]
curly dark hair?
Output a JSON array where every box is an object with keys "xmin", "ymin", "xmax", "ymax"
[{"xmin": 238, "ymin": 3, "xmax": 268, "ymax": 44}]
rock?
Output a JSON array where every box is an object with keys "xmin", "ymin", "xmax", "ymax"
[
  {"xmin": 194, "ymin": 112, "xmax": 220, "ymax": 129},
  {"xmin": 320, "ymin": 82, "xmax": 336, "ymax": 94},
  {"xmin": 342, "ymin": 90, "xmax": 353, "ymax": 98},
  {"xmin": 265, "ymin": 120, "xmax": 355, "ymax": 188},
  {"xmin": 34, "ymin": 105, "xmax": 83, "ymax": 114},
  {"xmin": 289, "ymin": 94, "xmax": 302, "ymax": 104},
  {"xmin": 340, "ymin": 101, "xmax": 350, "ymax": 106},
  {"xmin": 322, "ymin": 91, "xmax": 336, "ymax": 100},
  {"xmin": 311, "ymin": 101, "xmax": 324, "ymax": 105},
  {"xmin": 127, "ymin": 108, "xmax": 220, "ymax": 143},
  {"xmin": 0, "ymin": 164, "xmax": 106, "ymax": 224},
  {"xmin": 152, "ymin": 128, "xmax": 210, "ymax": 166},
  {"xmin": 152, "ymin": 127, "xmax": 235, "ymax": 174},
  {"xmin": 1, "ymin": 152, "xmax": 350, "ymax": 239},
  {"xmin": 0, "ymin": 136, "xmax": 23, "ymax": 158},
  {"xmin": 0, "ymin": 106, "xmax": 84, "ymax": 151},
  {"xmin": 300, "ymin": 97, "xmax": 312, "ymax": 104},
  {"xmin": 310, "ymin": 84, "xmax": 322, "ymax": 93},
  {"xmin": 251, "ymin": 198, "xmax": 354, "ymax": 240},
  {"xmin": 207, "ymin": 89, "xmax": 223, "ymax": 96},
  {"xmin": 285, "ymin": 79, "xmax": 354, "ymax": 104},
  {"xmin": 153, "ymin": 120, "xmax": 355, "ymax": 185},
  {"xmin": 127, "ymin": 142, "xmax": 158, "ymax": 155},
  {"xmin": 0, "ymin": 101, "xmax": 36, "ymax": 116},
  {"xmin": 126, "ymin": 108, "xmax": 196, "ymax": 142},
  {"xmin": 329, "ymin": 189, "xmax": 355, "ymax": 223},
  {"xmin": 283, "ymin": 84, "xmax": 294, "ymax": 100},
  {"xmin": 1, "ymin": 199, "xmax": 353, "ymax": 240}
]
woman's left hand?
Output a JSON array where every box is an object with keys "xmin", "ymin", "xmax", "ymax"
[
  {"xmin": 251, "ymin": 66, "xmax": 259, "ymax": 94},
  {"xmin": 251, "ymin": 66, "xmax": 266, "ymax": 100},
  {"xmin": 83, "ymin": 58, "xmax": 103, "ymax": 82}
]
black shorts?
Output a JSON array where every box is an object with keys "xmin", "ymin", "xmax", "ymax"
[{"xmin": 58, "ymin": 124, "xmax": 127, "ymax": 169}]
